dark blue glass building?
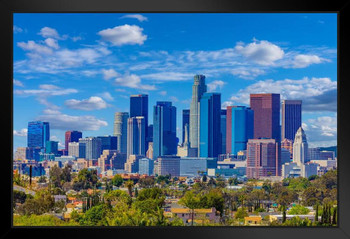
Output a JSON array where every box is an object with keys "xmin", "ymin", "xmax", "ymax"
[
  {"xmin": 226, "ymin": 106, "xmax": 254, "ymax": 155},
  {"xmin": 281, "ymin": 100, "xmax": 302, "ymax": 141},
  {"xmin": 27, "ymin": 121, "xmax": 50, "ymax": 149},
  {"xmin": 153, "ymin": 101, "xmax": 177, "ymax": 160},
  {"xmin": 199, "ymin": 93, "xmax": 221, "ymax": 158}
]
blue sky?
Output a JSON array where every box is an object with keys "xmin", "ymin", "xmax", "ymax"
[{"xmin": 13, "ymin": 13, "xmax": 337, "ymax": 150}]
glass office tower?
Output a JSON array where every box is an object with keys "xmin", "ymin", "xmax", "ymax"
[
  {"xmin": 189, "ymin": 75, "xmax": 207, "ymax": 153},
  {"xmin": 153, "ymin": 101, "xmax": 177, "ymax": 160},
  {"xmin": 199, "ymin": 93, "xmax": 221, "ymax": 158},
  {"xmin": 282, "ymin": 100, "xmax": 302, "ymax": 141},
  {"xmin": 250, "ymin": 93, "xmax": 280, "ymax": 142},
  {"xmin": 27, "ymin": 121, "xmax": 50, "ymax": 149},
  {"xmin": 226, "ymin": 106, "xmax": 254, "ymax": 155}
]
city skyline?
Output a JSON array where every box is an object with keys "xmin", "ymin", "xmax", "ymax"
[{"xmin": 13, "ymin": 13, "xmax": 337, "ymax": 150}]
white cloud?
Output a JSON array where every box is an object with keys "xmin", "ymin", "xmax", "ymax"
[
  {"xmin": 207, "ymin": 80, "xmax": 226, "ymax": 92},
  {"xmin": 159, "ymin": 91, "xmax": 167, "ymax": 96},
  {"xmin": 235, "ymin": 40, "xmax": 284, "ymax": 65},
  {"xmin": 114, "ymin": 73, "xmax": 156, "ymax": 90},
  {"xmin": 141, "ymin": 72, "xmax": 194, "ymax": 82},
  {"xmin": 227, "ymin": 77, "xmax": 336, "ymax": 112},
  {"xmin": 102, "ymin": 69, "xmax": 120, "ymax": 80},
  {"xmin": 13, "ymin": 79, "xmax": 24, "ymax": 87},
  {"xmin": 17, "ymin": 41, "xmax": 53, "ymax": 55},
  {"xmin": 98, "ymin": 92, "xmax": 114, "ymax": 101},
  {"xmin": 38, "ymin": 27, "xmax": 60, "ymax": 39},
  {"xmin": 290, "ymin": 54, "xmax": 325, "ymax": 68},
  {"xmin": 44, "ymin": 38, "xmax": 59, "ymax": 49},
  {"xmin": 37, "ymin": 109, "xmax": 108, "ymax": 131},
  {"xmin": 98, "ymin": 24, "xmax": 147, "ymax": 46},
  {"xmin": 120, "ymin": 14, "xmax": 148, "ymax": 22},
  {"xmin": 65, "ymin": 96, "xmax": 108, "ymax": 111},
  {"xmin": 303, "ymin": 116, "xmax": 337, "ymax": 147},
  {"xmin": 13, "ymin": 128, "xmax": 27, "ymax": 137},
  {"xmin": 13, "ymin": 25, "xmax": 23, "ymax": 33},
  {"xmin": 231, "ymin": 67, "xmax": 266, "ymax": 80},
  {"xmin": 14, "ymin": 84, "xmax": 78, "ymax": 97}
]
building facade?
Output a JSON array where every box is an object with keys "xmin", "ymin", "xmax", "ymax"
[
  {"xmin": 127, "ymin": 116, "xmax": 146, "ymax": 158},
  {"xmin": 153, "ymin": 101, "xmax": 177, "ymax": 160},
  {"xmin": 65, "ymin": 131, "xmax": 82, "ymax": 154},
  {"xmin": 79, "ymin": 137, "xmax": 102, "ymax": 160},
  {"xmin": 199, "ymin": 92, "xmax": 221, "ymax": 158},
  {"xmin": 226, "ymin": 106, "xmax": 254, "ymax": 155},
  {"xmin": 27, "ymin": 121, "xmax": 50, "ymax": 149},
  {"xmin": 281, "ymin": 100, "xmax": 302, "ymax": 141},
  {"xmin": 113, "ymin": 112, "xmax": 129, "ymax": 154},
  {"xmin": 246, "ymin": 138, "xmax": 280, "ymax": 179},
  {"xmin": 250, "ymin": 94, "xmax": 280, "ymax": 141},
  {"xmin": 189, "ymin": 75, "xmax": 207, "ymax": 153}
]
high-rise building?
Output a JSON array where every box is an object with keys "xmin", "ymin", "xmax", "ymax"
[
  {"xmin": 127, "ymin": 116, "xmax": 146, "ymax": 158},
  {"xmin": 68, "ymin": 142, "xmax": 86, "ymax": 158},
  {"xmin": 246, "ymin": 138, "xmax": 280, "ymax": 179},
  {"xmin": 65, "ymin": 131, "xmax": 82, "ymax": 154},
  {"xmin": 293, "ymin": 127, "xmax": 308, "ymax": 165},
  {"xmin": 177, "ymin": 123, "xmax": 197, "ymax": 157},
  {"xmin": 27, "ymin": 121, "xmax": 50, "ymax": 149},
  {"xmin": 157, "ymin": 156, "xmax": 180, "ymax": 177},
  {"xmin": 319, "ymin": 151, "xmax": 335, "ymax": 160},
  {"xmin": 139, "ymin": 158, "xmax": 154, "ymax": 176},
  {"xmin": 308, "ymin": 147, "xmax": 321, "ymax": 161},
  {"xmin": 250, "ymin": 94, "xmax": 280, "ymax": 141},
  {"xmin": 189, "ymin": 75, "xmax": 207, "ymax": 153},
  {"xmin": 199, "ymin": 92, "xmax": 221, "ymax": 158},
  {"xmin": 182, "ymin": 109, "xmax": 190, "ymax": 144},
  {"xmin": 113, "ymin": 112, "xmax": 129, "ymax": 153},
  {"xmin": 226, "ymin": 106, "xmax": 254, "ymax": 155},
  {"xmin": 14, "ymin": 147, "xmax": 32, "ymax": 160},
  {"xmin": 130, "ymin": 94, "xmax": 149, "ymax": 150},
  {"xmin": 281, "ymin": 138, "xmax": 293, "ymax": 159},
  {"xmin": 124, "ymin": 154, "xmax": 144, "ymax": 173},
  {"xmin": 220, "ymin": 109, "xmax": 227, "ymax": 155},
  {"xmin": 97, "ymin": 136, "xmax": 118, "ymax": 151},
  {"xmin": 79, "ymin": 137, "xmax": 102, "ymax": 160},
  {"xmin": 45, "ymin": 141, "xmax": 58, "ymax": 154},
  {"xmin": 282, "ymin": 100, "xmax": 302, "ymax": 141},
  {"xmin": 153, "ymin": 101, "xmax": 177, "ymax": 160}
]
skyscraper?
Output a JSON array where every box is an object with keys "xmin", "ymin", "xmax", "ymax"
[
  {"xmin": 293, "ymin": 127, "xmax": 308, "ymax": 165},
  {"xmin": 27, "ymin": 121, "xmax": 50, "ymax": 149},
  {"xmin": 153, "ymin": 101, "xmax": 177, "ymax": 160},
  {"xmin": 189, "ymin": 75, "xmax": 207, "ymax": 153},
  {"xmin": 130, "ymin": 95, "xmax": 148, "ymax": 150},
  {"xmin": 220, "ymin": 109, "xmax": 227, "ymax": 155},
  {"xmin": 199, "ymin": 92, "xmax": 221, "ymax": 158},
  {"xmin": 182, "ymin": 109, "xmax": 190, "ymax": 144},
  {"xmin": 127, "ymin": 116, "xmax": 146, "ymax": 158},
  {"xmin": 282, "ymin": 100, "xmax": 302, "ymax": 141},
  {"xmin": 246, "ymin": 138, "xmax": 280, "ymax": 179},
  {"xmin": 97, "ymin": 135, "xmax": 118, "ymax": 151},
  {"xmin": 65, "ymin": 131, "xmax": 82, "ymax": 153},
  {"xmin": 113, "ymin": 112, "xmax": 129, "ymax": 153},
  {"xmin": 250, "ymin": 94, "xmax": 280, "ymax": 141},
  {"xmin": 226, "ymin": 106, "xmax": 254, "ymax": 155},
  {"xmin": 79, "ymin": 137, "xmax": 102, "ymax": 160}
]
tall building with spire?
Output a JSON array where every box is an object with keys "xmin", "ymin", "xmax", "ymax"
[
  {"xmin": 189, "ymin": 75, "xmax": 207, "ymax": 155},
  {"xmin": 293, "ymin": 127, "xmax": 308, "ymax": 165}
]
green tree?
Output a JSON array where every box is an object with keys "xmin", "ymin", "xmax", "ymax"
[
  {"xmin": 111, "ymin": 174, "xmax": 123, "ymax": 187},
  {"xmin": 125, "ymin": 180, "xmax": 134, "ymax": 197},
  {"xmin": 234, "ymin": 207, "xmax": 248, "ymax": 219},
  {"xmin": 179, "ymin": 191, "xmax": 202, "ymax": 226}
]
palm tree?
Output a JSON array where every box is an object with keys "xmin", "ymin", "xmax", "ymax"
[{"xmin": 125, "ymin": 180, "xmax": 134, "ymax": 197}]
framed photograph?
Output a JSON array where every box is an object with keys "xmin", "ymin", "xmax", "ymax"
[{"xmin": 2, "ymin": 0, "xmax": 350, "ymax": 238}]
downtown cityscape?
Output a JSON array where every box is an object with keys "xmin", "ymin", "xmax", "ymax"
[{"xmin": 12, "ymin": 13, "xmax": 337, "ymax": 226}]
